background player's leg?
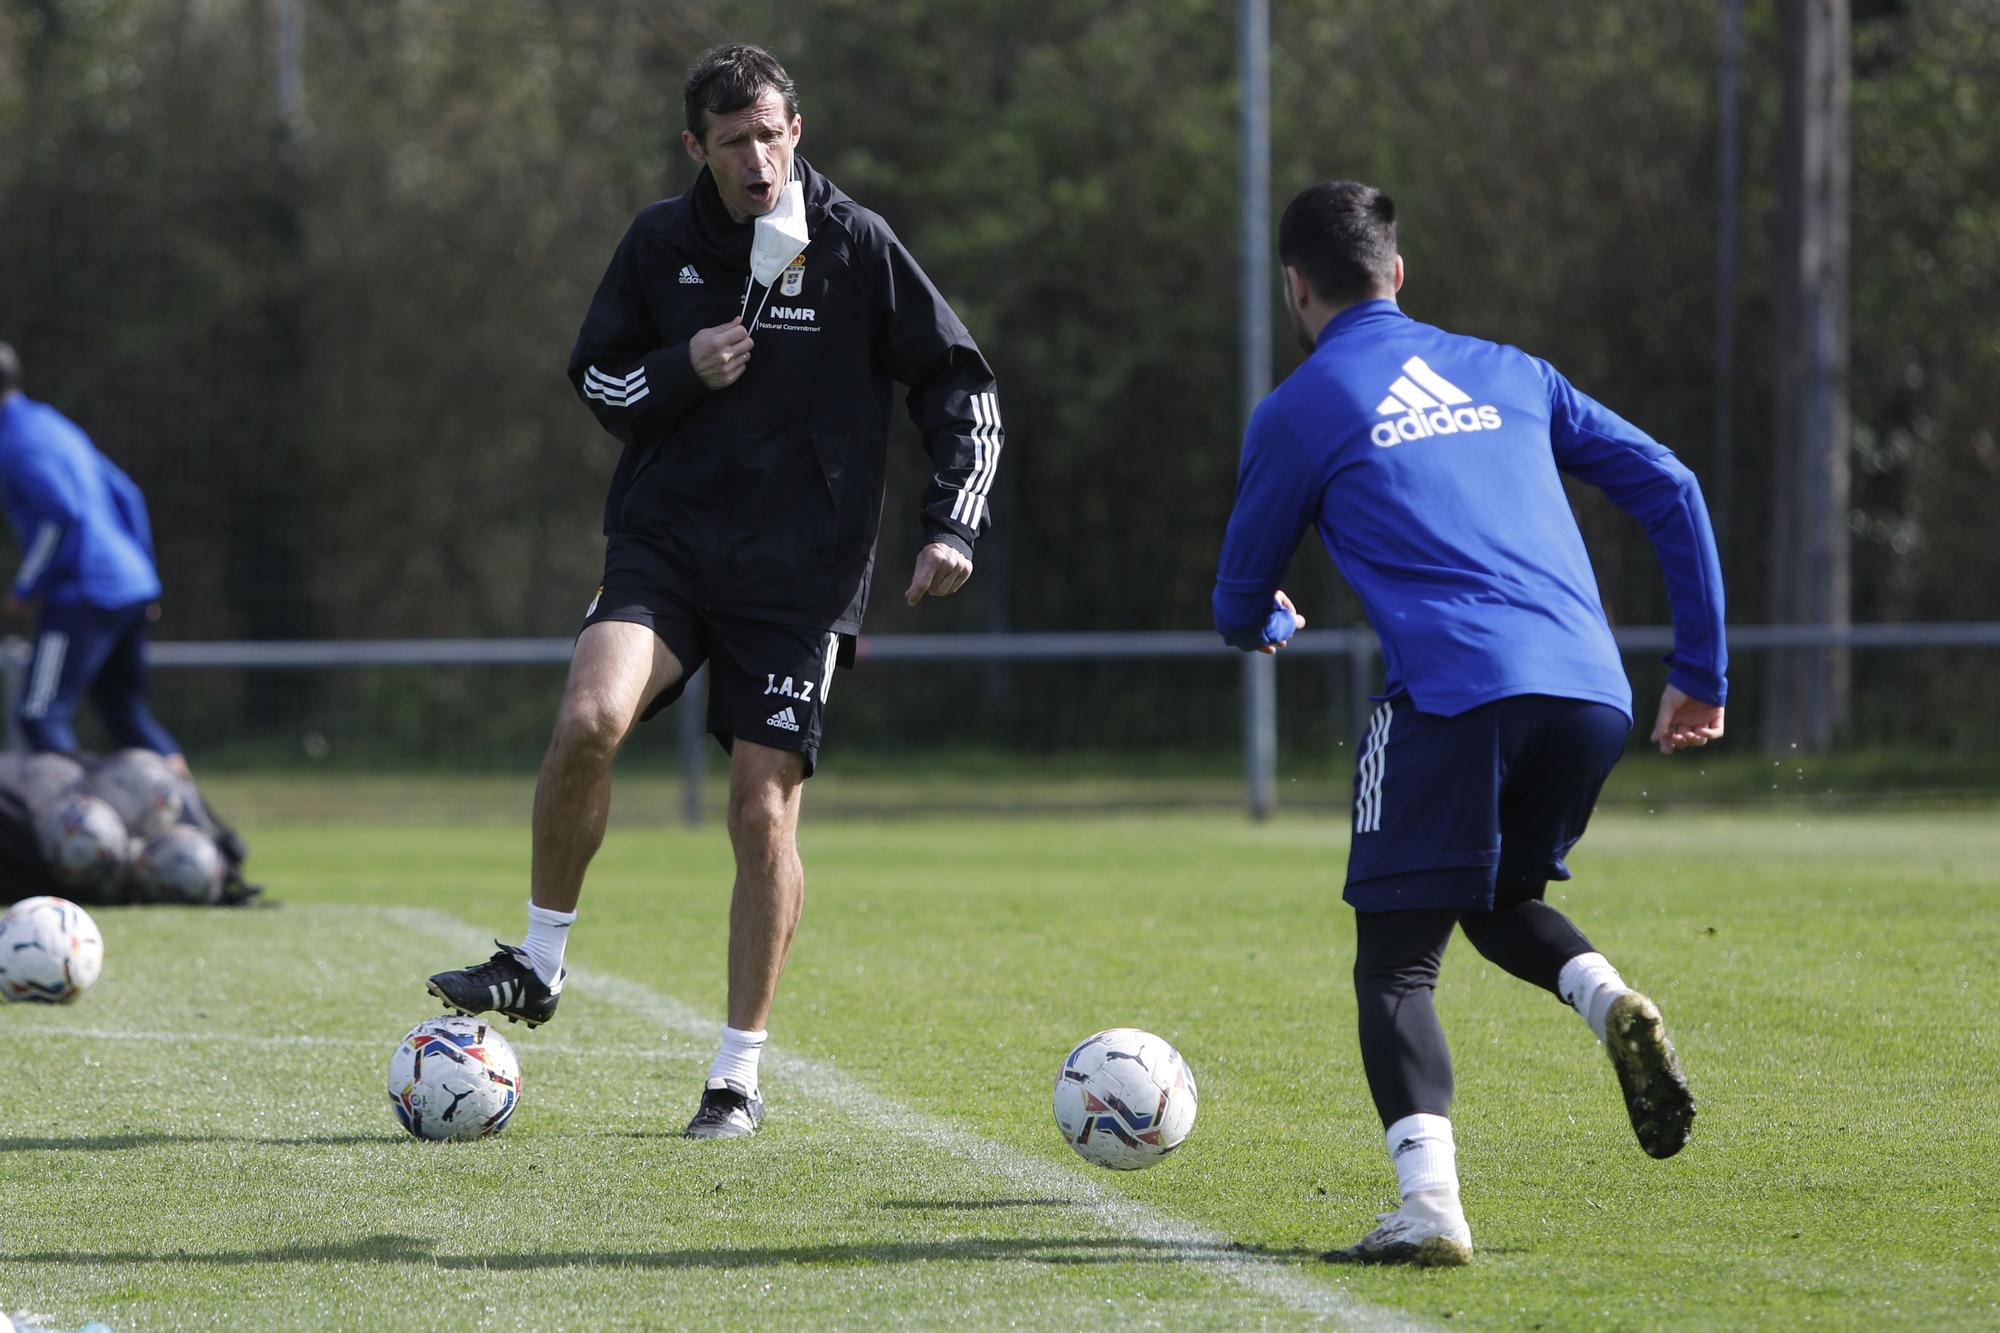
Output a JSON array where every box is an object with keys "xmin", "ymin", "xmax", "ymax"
[
  {"xmin": 16, "ymin": 603, "xmax": 119, "ymax": 756},
  {"xmin": 1459, "ymin": 883, "xmax": 1639, "ymax": 1052},
  {"xmin": 1457, "ymin": 878, "xmax": 1595, "ymax": 996},
  {"xmin": 1469, "ymin": 698, "xmax": 1696, "ymax": 1158},
  {"xmin": 86, "ymin": 603, "xmax": 182, "ymax": 763},
  {"xmin": 722, "ymin": 739, "xmax": 806, "ymax": 1036},
  {"xmin": 529, "ymin": 619, "xmax": 683, "ymax": 915},
  {"xmin": 1353, "ymin": 907, "xmax": 1458, "ymax": 1126},
  {"xmin": 1336, "ymin": 906, "xmax": 1472, "ymax": 1265},
  {"xmin": 1469, "ymin": 697, "xmax": 1635, "ymax": 1027}
]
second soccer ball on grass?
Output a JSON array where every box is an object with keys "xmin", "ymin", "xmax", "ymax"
[
  {"xmin": 1052, "ymin": 1028, "xmax": 1198, "ymax": 1169},
  {"xmin": 387, "ymin": 1016, "xmax": 522, "ymax": 1141}
]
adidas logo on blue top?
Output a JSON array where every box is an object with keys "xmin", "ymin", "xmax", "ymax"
[{"xmin": 1371, "ymin": 356, "xmax": 1502, "ymax": 448}]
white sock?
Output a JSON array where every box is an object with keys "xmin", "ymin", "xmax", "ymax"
[
  {"xmin": 1558, "ymin": 951, "xmax": 1632, "ymax": 1044},
  {"xmin": 708, "ymin": 1026, "xmax": 767, "ymax": 1096},
  {"xmin": 521, "ymin": 902, "xmax": 576, "ymax": 987},
  {"xmin": 1385, "ymin": 1112, "xmax": 1460, "ymax": 1204}
]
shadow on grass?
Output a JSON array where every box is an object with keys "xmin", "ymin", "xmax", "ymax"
[
  {"xmin": 0, "ymin": 1132, "xmax": 400, "ymax": 1152},
  {"xmin": 875, "ymin": 1197, "xmax": 1081, "ymax": 1211},
  {"xmin": 12, "ymin": 1231, "xmax": 1331, "ymax": 1269}
]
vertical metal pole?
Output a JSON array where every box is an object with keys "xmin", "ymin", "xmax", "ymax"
[
  {"xmin": 1712, "ymin": 0, "xmax": 1741, "ymax": 568},
  {"xmin": 679, "ymin": 665, "xmax": 706, "ymax": 826},
  {"xmin": 275, "ymin": 0, "xmax": 304, "ymax": 129},
  {"xmin": 1239, "ymin": 0, "xmax": 1277, "ymax": 820},
  {"xmin": 1763, "ymin": 0, "xmax": 1851, "ymax": 752}
]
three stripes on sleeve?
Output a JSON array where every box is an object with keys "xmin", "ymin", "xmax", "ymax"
[{"xmin": 949, "ymin": 390, "xmax": 1002, "ymax": 530}]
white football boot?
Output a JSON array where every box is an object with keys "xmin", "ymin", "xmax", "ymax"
[{"xmin": 1325, "ymin": 1189, "xmax": 1472, "ymax": 1267}]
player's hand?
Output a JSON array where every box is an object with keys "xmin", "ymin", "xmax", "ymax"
[
  {"xmin": 904, "ymin": 542, "xmax": 972, "ymax": 605},
  {"xmin": 146, "ymin": 602, "xmax": 162, "ymax": 622},
  {"xmin": 689, "ymin": 319, "xmax": 753, "ymax": 390},
  {"xmin": 1651, "ymin": 684, "xmax": 1724, "ymax": 755},
  {"xmin": 1256, "ymin": 589, "xmax": 1306, "ymax": 654},
  {"xmin": 2, "ymin": 592, "xmax": 26, "ymax": 624}
]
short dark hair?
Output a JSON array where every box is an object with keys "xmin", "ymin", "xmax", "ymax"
[
  {"xmin": 1278, "ymin": 181, "xmax": 1398, "ymax": 306},
  {"xmin": 0, "ymin": 342, "xmax": 19, "ymax": 395},
  {"xmin": 684, "ymin": 44, "xmax": 798, "ymax": 144}
]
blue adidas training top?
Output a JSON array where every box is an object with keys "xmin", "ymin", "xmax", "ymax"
[
  {"xmin": 0, "ymin": 394, "xmax": 162, "ymax": 609},
  {"xmin": 1213, "ymin": 300, "xmax": 1727, "ymax": 719}
]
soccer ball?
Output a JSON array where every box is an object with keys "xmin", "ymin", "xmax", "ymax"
[
  {"xmin": 34, "ymin": 794, "xmax": 132, "ymax": 892},
  {"xmin": 89, "ymin": 749, "xmax": 184, "ymax": 839},
  {"xmin": 387, "ymin": 1016, "xmax": 522, "ymax": 1141},
  {"xmin": 20, "ymin": 752, "xmax": 87, "ymax": 812},
  {"xmin": 1052, "ymin": 1027, "xmax": 1198, "ymax": 1169},
  {"xmin": 0, "ymin": 895, "xmax": 105, "ymax": 1003},
  {"xmin": 134, "ymin": 827, "xmax": 227, "ymax": 905}
]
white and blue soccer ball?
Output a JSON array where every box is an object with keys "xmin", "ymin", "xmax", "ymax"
[
  {"xmin": 387, "ymin": 1016, "xmax": 522, "ymax": 1141},
  {"xmin": 134, "ymin": 826, "xmax": 227, "ymax": 905},
  {"xmin": 33, "ymin": 795, "xmax": 131, "ymax": 893},
  {"xmin": 0, "ymin": 895, "xmax": 105, "ymax": 1003},
  {"xmin": 89, "ymin": 749, "xmax": 184, "ymax": 840},
  {"xmin": 20, "ymin": 751, "xmax": 88, "ymax": 813},
  {"xmin": 1053, "ymin": 1027, "xmax": 1198, "ymax": 1169}
]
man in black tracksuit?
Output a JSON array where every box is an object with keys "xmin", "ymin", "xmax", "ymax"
[{"xmin": 427, "ymin": 44, "xmax": 1003, "ymax": 1139}]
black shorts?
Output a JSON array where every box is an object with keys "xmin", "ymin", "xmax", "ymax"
[
  {"xmin": 582, "ymin": 571, "xmax": 845, "ymax": 778},
  {"xmin": 1343, "ymin": 692, "xmax": 1630, "ymax": 913}
]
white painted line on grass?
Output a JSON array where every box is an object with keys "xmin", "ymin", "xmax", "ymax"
[
  {"xmin": 376, "ymin": 905, "xmax": 1431, "ymax": 1332},
  {"xmin": 29, "ymin": 1027, "xmax": 689, "ymax": 1062}
]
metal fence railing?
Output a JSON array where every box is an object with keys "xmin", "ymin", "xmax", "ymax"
[{"xmin": 5, "ymin": 624, "xmax": 1998, "ymax": 821}]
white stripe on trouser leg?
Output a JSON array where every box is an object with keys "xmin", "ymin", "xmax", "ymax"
[
  {"xmin": 1357, "ymin": 708, "xmax": 1380, "ymax": 833},
  {"xmin": 1365, "ymin": 704, "xmax": 1393, "ymax": 832},
  {"xmin": 22, "ymin": 631, "xmax": 68, "ymax": 719},
  {"xmin": 820, "ymin": 633, "xmax": 837, "ymax": 703},
  {"xmin": 1355, "ymin": 703, "xmax": 1392, "ymax": 834},
  {"xmin": 1353, "ymin": 708, "xmax": 1383, "ymax": 834}
]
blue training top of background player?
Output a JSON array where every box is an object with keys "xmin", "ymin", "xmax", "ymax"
[
  {"xmin": 1213, "ymin": 299, "xmax": 1727, "ymax": 718},
  {"xmin": 0, "ymin": 394, "xmax": 161, "ymax": 610}
]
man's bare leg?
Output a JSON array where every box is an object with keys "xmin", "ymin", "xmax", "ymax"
[
  {"xmin": 686, "ymin": 741, "xmax": 805, "ymax": 1136},
  {"xmin": 429, "ymin": 620, "xmax": 679, "ymax": 1024},
  {"xmin": 531, "ymin": 620, "xmax": 684, "ymax": 912},
  {"xmin": 723, "ymin": 740, "xmax": 808, "ymax": 1030}
]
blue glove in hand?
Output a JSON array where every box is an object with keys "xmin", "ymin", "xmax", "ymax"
[{"xmin": 1262, "ymin": 604, "xmax": 1298, "ymax": 647}]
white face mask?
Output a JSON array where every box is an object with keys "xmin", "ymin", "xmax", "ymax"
[{"xmin": 750, "ymin": 180, "xmax": 810, "ymax": 288}]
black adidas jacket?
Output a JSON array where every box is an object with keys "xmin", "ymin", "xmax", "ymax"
[{"xmin": 566, "ymin": 158, "xmax": 1003, "ymax": 635}]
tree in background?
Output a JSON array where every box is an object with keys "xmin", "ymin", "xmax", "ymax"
[{"xmin": 2, "ymin": 0, "xmax": 1995, "ymax": 757}]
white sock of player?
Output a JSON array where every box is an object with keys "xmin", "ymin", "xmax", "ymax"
[
  {"xmin": 708, "ymin": 1026, "xmax": 767, "ymax": 1096},
  {"xmin": 1385, "ymin": 1112, "xmax": 1461, "ymax": 1209},
  {"xmin": 1558, "ymin": 951, "xmax": 1632, "ymax": 1044},
  {"xmin": 521, "ymin": 902, "xmax": 576, "ymax": 987}
]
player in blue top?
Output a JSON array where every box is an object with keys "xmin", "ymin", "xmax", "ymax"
[
  {"xmin": 1213, "ymin": 183, "xmax": 1727, "ymax": 1267},
  {"xmin": 0, "ymin": 343, "xmax": 182, "ymax": 769}
]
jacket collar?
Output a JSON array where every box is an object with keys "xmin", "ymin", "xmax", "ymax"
[
  {"xmin": 1316, "ymin": 298, "xmax": 1408, "ymax": 349},
  {"xmin": 666, "ymin": 155, "xmax": 844, "ymax": 266}
]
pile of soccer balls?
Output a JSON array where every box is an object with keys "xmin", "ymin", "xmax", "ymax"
[
  {"xmin": 25, "ymin": 749, "xmax": 227, "ymax": 905},
  {"xmin": 0, "ymin": 894, "xmax": 104, "ymax": 1003}
]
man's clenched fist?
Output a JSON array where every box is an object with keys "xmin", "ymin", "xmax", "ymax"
[
  {"xmin": 904, "ymin": 542, "xmax": 972, "ymax": 605},
  {"xmin": 690, "ymin": 318, "xmax": 754, "ymax": 390}
]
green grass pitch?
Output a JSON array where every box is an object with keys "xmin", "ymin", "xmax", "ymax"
[{"xmin": 3, "ymin": 804, "xmax": 1997, "ymax": 1329}]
